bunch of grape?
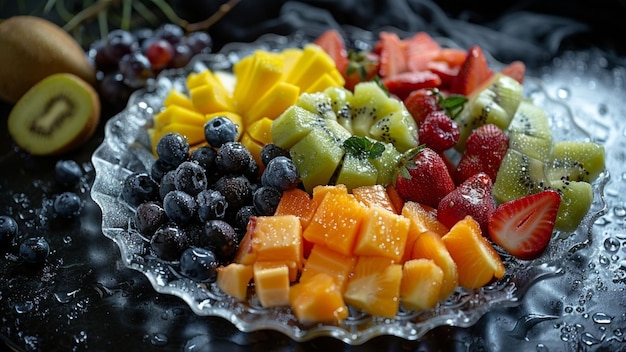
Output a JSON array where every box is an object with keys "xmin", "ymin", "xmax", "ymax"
[{"xmin": 89, "ymin": 23, "xmax": 213, "ymax": 108}]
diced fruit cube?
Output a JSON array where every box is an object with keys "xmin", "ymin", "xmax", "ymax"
[
  {"xmin": 352, "ymin": 184, "xmax": 398, "ymax": 214},
  {"xmin": 289, "ymin": 273, "xmax": 349, "ymax": 324},
  {"xmin": 343, "ymin": 256, "xmax": 403, "ymax": 318},
  {"xmin": 299, "ymin": 244, "xmax": 356, "ymax": 293},
  {"xmin": 233, "ymin": 51, "xmax": 285, "ymax": 114},
  {"xmin": 216, "ymin": 263, "xmax": 253, "ymax": 301},
  {"xmin": 244, "ymin": 215, "xmax": 303, "ymax": 268},
  {"xmin": 302, "ymin": 192, "xmax": 366, "ymax": 256},
  {"xmin": 410, "ymin": 230, "xmax": 458, "ymax": 300},
  {"xmin": 274, "ymin": 188, "xmax": 317, "ymax": 229},
  {"xmin": 442, "ymin": 216, "xmax": 505, "ymax": 289},
  {"xmin": 401, "ymin": 201, "xmax": 449, "ymax": 262},
  {"xmin": 253, "ymin": 262, "xmax": 290, "ymax": 307},
  {"xmin": 353, "ymin": 206, "xmax": 410, "ymax": 262},
  {"xmin": 400, "ymin": 259, "xmax": 444, "ymax": 310},
  {"xmin": 311, "ymin": 184, "xmax": 348, "ymax": 207}
]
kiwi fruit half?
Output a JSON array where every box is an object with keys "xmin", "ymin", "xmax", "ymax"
[{"xmin": 7, "ymin": 73, "xmax": 101, "ymax": 156}]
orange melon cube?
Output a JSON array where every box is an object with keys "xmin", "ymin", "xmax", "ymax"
[
  {"xmin": 253, "ymin": 262, "xmax": 290, "ymax": 307},
  {"xmin": 442, "ymin": 216, "xmax": 505, "ymax": 289},
  {"xmin": 400, "ymin": 259, "xmax": 444, "ymax": 310},
  {"xmin": 411, "ymin": 230, "xmax": 459, "ymax": 300},
  {"xmin": 311, "ymin": 184, "xmax": 348, "ymax": 208},
  {"xmin": 274, "ymin": 188, "xmax": 318, "ymax": 229},
  {"xmin": 289, "ymin": 273, "xmax": 349, "ymax": 324},
  {"xmin": 401, "ymin": 201, "xmax": 449, "ymax": 262},
  {"xmin": 352, "ymin": 184, "xmax": 398, "ymax": 214},
  {"xmin": 385, "ymin": 184, "xmax": 405, "ymax": 214},
  {"xmin": 302, "ymin": 192, "xmax": 366, "ymax": 256},
  {"xmin": 254, "ymin": 260, "xmax": 299, "ymax": 282},
  {"xmin": 216, "ymin": 263, "xmax": 253, "ymax": 301},
  {"xmin": 249, "ymin": 215, "xmax": 304, "ymax": 268},
  {"xmin": 353, "ymin": 206, "xmax": 410, "ymax": 262},
  {"xmin": 299, "ymin": 244, "xmax": 357, "ymax": 293},
  {"xmin": 343, "ymin": 256, "xmax": 402, "ymax": 318}
]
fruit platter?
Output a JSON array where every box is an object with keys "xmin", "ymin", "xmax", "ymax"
[{"xmin": 90, "ymin": 25, "xmax": 609, "ymax": 344}]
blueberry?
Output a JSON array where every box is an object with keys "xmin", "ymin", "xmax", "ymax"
[
  {"xmin": 234, "ymin": 205, "xmax": 256, "ymax": 235},
  {"xmin": 215, "ymin": 142, "xmax": 253, "ymax": 174},
  {"xmin": 201, "ymin": 220, "xmax": 238, "ymax": 262},
  {"xmin": 196, "ymin": 189, "xmax": 227, "ymax": 222},
  {"xmin": 212, "ymin": 175, "xmax": 252, "ymax": 211},
  {"xmin": 135, "ymin": 201, "xmax": 168, "ymax": 235},
  {"xmin": 53, "ymin": 192, "xmax": 83, "ymax": 219},
  {"xmin": 260, "ymin": 143, "xmax": 290, "ymax": 166},
  {"xmin": 159, "ymin": 170, "xmax": 177, "ymax": 200},
  {"xmin": 179, "ymin": 247, "xmax": 219, "ymax": 282},
  {"xmin": 163, "ymin": 190, "xmax": 197, "ymax": 223},
  {"xmin": 261, "ymin": 156, "xmax": 300, "ymax": 191},
  {"xmin": 19, "ymin": 237, "xmax": 50, "ymax": 264},
  {"xmin": 174, "ymin": 161, "xmax": 208, "ymax": 196},
  {"xmin": 190, "ymin": 146, "xmax": 217, "ymax": 170},
  {"xmin": 204, "ymin": 117, "xmax": 238, "ymax": 148},
  {"xmin": 150, "ymin": 223, "xmax": 190, "ymax": 261},
  {"xmin": 0, "ymin": 215, "xmax": 18, "ymax": 245},
  {"xmin": 122, "ymin": 172, "xmax": 159, "ymax": 207},
  {"xmin": 156, "ymin": 133, "xmax": 189, "ymax": 167},
  {"xmin": 245, "ymin": 157, "xmax": 260, "ymax": 182},
  {"xmin": 252, "ymin": 186, "xmax": 282, "ymax": 216},
  {"xmin": 54, "ymin": 160, "xmax": 83, "ymax": 188},
  {"xmin": 151, "ymin": 158, "xmax": 175, "ymax": 183}
]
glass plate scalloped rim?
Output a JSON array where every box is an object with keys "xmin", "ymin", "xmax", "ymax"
[{"xmin": 90, "ymin": 26, "xmax": 609, "ymax": 345}]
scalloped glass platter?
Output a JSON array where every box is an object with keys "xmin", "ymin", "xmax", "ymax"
[{"xmin": 90, "ymin": 27, "xmax": 609, "ymax": 344}]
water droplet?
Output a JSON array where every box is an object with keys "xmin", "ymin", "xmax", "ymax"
[
  {"xmin": 604, "ymin": 237, "xmax": 621, "ymax": 253},
  {"xmin": 150, "ymin": 333, "xmax": 168, "ymax": 346},
  {"xmin": 15, "ymin": 301, "xmax": 34, "ymax": 313},
  {"xmin": 581, "ymin": 332, "xmax": 602, "ymax": 346},
  {"xmin": 509, "ymin": 314, "xmax": 559, "ymax": 338},
  {"xmin": 536, "ymin": 343, "xmax": 549, "ymax": 352},
  {"xmin": 53, "ymin": 290, "xmax": 79, "ymax": 304},
  {"xmin": 557, "ymin": 87, "xmax": 571, "ymax": 99},
  {"xmin": 614, "ymin": 328, "xmax": 623, "ymax": 337},
  {"xmin": 599, "ymin": 254, "xmax": 610, "ymax": 266},
  {"xmin": 63, "ymin": 236, "xmax": 72, "ymax": 245},
  {"xmin": 592, "ymin": 312, "xmax": 613, "ymax": 324},
  {"xmin": 614, "ymin": 206, "xmax": 626, "ymax": 217}
]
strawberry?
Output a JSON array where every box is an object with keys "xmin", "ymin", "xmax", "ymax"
[
  {"xmin": 437, "ymin": 172, "xmax": 496, "ymax": 235},
  {"xmin": 404, "ymin": 32, "xmax": 441, "ymax": 72},
  {"xmin": 382, "ymin": 70, "xmax": 441, "ymax": 101},
  {"xmin": 418, "ymin": 110, "xmax": 460, "ymax": 153},
  {"xmin": 314, "ymin": 29, "xmax": 349, "ymax": 75},
  {"xmin": 376, "ymin": 32, "xmax": 407, "ymax": 78},
  {"xmin": 449, "ymin": 45, "xmax": 493, "ymax": 96},
  {"xmin": 455, "ymin": 124, "xmax": 509, "ymax": 184},
  {"xmin": 395, "ymin": 147, "xmax": 456, "ymax": 209},
  {"xmin": 488, "ymin": 190, "xmax": 561, "ymax": 260},
  {"xmin": 500, "ymin": 60, "xmax": 526, "ymax": 84},
  {"xmin": 404, "ymin": 88, "xmax": 440, "ymax": 125},
  {"xmin": 345, "ymin": 50, "xmax": 380, "ymax": 90}
]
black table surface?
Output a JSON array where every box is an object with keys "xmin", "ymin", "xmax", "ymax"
[{"xmin": 1, "ymin": 1, "xmax": 626, "ymax": 351}]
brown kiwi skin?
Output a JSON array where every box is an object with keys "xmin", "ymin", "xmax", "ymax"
[
  {"xmin": 0, "ymin": 16, "xmax": 97, "ymax": 104},
  {"xmin": 9, "ymin": 73, "xmax": 101, "ymax": 156}
]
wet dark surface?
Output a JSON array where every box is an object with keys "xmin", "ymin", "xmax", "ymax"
[{"xmin": 1, "ymin": 1, "xmax": 626, "ymax": 351}]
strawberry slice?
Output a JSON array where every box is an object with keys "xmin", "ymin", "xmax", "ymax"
[
  {"xmin": 437, "ymin": 172, "xmax": 496, "ymax": 234},
  {"xmin": 395, "ymin": 147, "xmax": 456, "ymax": 209},
  {"xmin": 500, "ymin": 60, "xmax": 526, "ymax": 84},
  {"xmin": 449, "ymin": 45, "xmax": 493, "ymax": 96},
  {"xmin": 314, "ymin": 29, "xmax": 349, "ymax": 78},
  {"xmin": 377, "ymin": 32, "xmax": 407, "ymax": 78},
  {"xmin": 404, "ymin": 32, "xmax": 441, "ymax": 72},
  {"xmin": 382, "ymin": 70, "xmax": 441, "ymax": 100},
  {"xmin": 488, "ymin": 190, "xmax": 561, "ymax": 260}
]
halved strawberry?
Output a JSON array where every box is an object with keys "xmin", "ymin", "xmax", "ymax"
[
  {"xmin": 376, "ymin": 32, "xmax": 407, "ymax": 78},
  {"xmin": 314, "ymin": 29, "xmax": 350, "ymax": 77},
  {"xmin": 449, "ymin": 45, "xmax": 493, "ymax": 96},
  {"xmin": 437, "ymin": 172, "xmax": 496, "ymax": 234},
  {"xmin": 382, "ymin": 70, "xmax": 441, "ymax": 100},
  {"xmin": 488, "ymin": 190, "xmax": 561, "ymax": 260},
  {"xmin": 395, "ymin": 146, "xmax": 456, "ymax": 209},
  {"xmin": 500, "ymin": 60, "xmax": 526, "ymax": 84},
  {"xmin": 404, "ymin": 32, "xmax": 441, "ymax": 72}
]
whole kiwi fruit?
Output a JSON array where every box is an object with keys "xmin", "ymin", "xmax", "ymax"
[{"xmin": 0, "ymin": 16, "xmax": 96, "ymax": 104}]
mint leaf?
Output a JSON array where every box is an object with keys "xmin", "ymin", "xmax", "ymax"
[
  {"xmin": 441, "ymin": 95, "xmax": 468, "ymax": 119},
  {"xmin": 343, "ymin": 136, "xmax": 385, "ymax": 160}
]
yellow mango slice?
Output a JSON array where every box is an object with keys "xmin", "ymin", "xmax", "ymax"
[
  {"xmin": 284, "ymin": 44, "xmax": 344, "ymax": 89},
  {"xmin": 158, "ymin": 122, "xmax": 206, "ymax": 145},
  {"xmin": 353, "ymin": 206, "xmax": 410, "ymax": 262},
  {"xmin": 233, "ymin": 51, "xmax": 285, "ymax": 115},
  {"xmin": 289, "ymin": 273, "xmax": 349, "ymax": 324},
  {"xmin": 245, "ymin": 82, "xmax": 300, "ymax": 125},
  {"xmin": 163, "ymin": 89, "xmax": 195, "ymax": 110},
  {"xmin": 246, "ymin": 117, "xmax": 274, "ymax": 145},
  {"xmin": 153, "ymin": 105, "xmax": 205, "ymax": 130},
  {"xmin": 400, "ymin": 258, "xmax": 444, "ymax": 310},
  {"xmin": 190, "ymin": 82, "xmax": 235, "ymax": 114}
]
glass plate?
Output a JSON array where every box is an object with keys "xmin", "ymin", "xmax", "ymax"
[{"xmin": 90, "ymin": 27, "xmax": 609, "ymax": 344}]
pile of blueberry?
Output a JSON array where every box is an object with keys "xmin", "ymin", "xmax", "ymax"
[
  {"xmin": 1, "ymin": 160, "xmax": 85, "ymax": 264},
  {"xmin": 89, "ymin": 23, "xmax": 213, "ymax": 107},
  {"xmin": 122, "ymin": 117, "xmax": 299, "ymax": 283}
]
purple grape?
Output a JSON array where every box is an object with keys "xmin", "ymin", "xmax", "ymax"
[
  {"xmin": 185, "ymin": 31, "xmax": 213, "ymax": 54},
  {"xmin": 104, "ymin": 29, "xmax": 139, "ymax": 62},
  {"xmin": 118, "ymin": 52, "xmax": 153, "ymax": 88}
]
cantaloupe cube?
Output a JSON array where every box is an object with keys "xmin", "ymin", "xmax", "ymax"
[
  {"xmin": 289, "ymin": 273, "xmax": 349, "ymax": 324},
  {"xmin": 353, "ymin": 206, "xmax": 410, "ymax": 262},
  {"xmin": 400, "ymin": 259, "xmax": 443, "ymax": 310},
  {"xmin": 233, "ymin": 221, "xmax": 257, "ymax": 265},
  {"xmin": 249, "ymin": 215, "xmax": 303, "ymax": 268},
  {"xmin": 216, "ymin": 263, "xmax": 253, "ymax": 301},
  {"xmin": 352, "ymin": 184, "xmax": 398, "ymax": 214},
  {"xmin": 411, "ymin": 230, "xmax": 458, "ymax": 300},
  {"xmin": 253, "ymin": 262, "xmax": 290, "ymax": 307},
  {"xmin": 385, "ymin": 184, "xmax": 405, "ymax": 214},
  {"xmin": 245, "ymin": 83, "xmax": 300, "ymax": 125},
  {"xmin": 254, "ymin": 260, "xmax": 299, "ymax": 282},
  {"xmin": 401, "ymin": 201, "xmax": 449, "ymax": 263},
  {"xmin": 311, "ymin": 184, "xmax": 348, "ymax": 208},
  {"xmin": 299, "ymin": 244, "xmax": 356, "ymax": 293},
  {"xmin": 302, "ymin": 192, "xmax": 366, "ymax": 256},
  {"xmin": 274, "ymin": 188, "xmax": 317, "ymax": 229},
  {"xmin": 343, "ymin": 256, "xmax": 402, "ymax": 318}
]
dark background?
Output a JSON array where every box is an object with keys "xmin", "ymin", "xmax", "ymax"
[{"xmin": 1, "ymin": 1, "xmax": 625, "ymax": 351}]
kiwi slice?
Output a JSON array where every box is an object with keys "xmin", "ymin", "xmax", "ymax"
[{"xmin": 7, "ymin": 73, "xmax": 100, "ymax": 155}]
